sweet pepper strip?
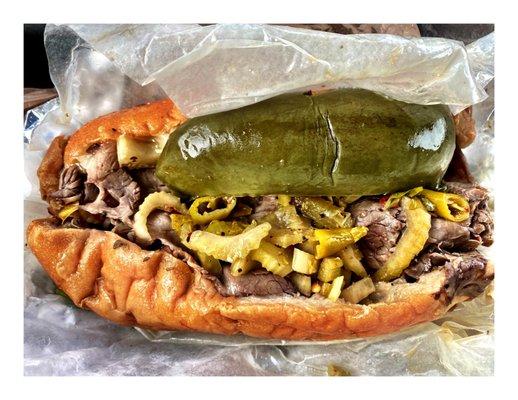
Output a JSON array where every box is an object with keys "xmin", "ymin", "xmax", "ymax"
[
  {"xmin": 314, "ymin": 227, "xmax": 368, "ymax": 259},
  {"xmin": 374, "ymin": 197, "xmax": 431, "ymax": 282},
  {"xmin": 187, "ymin": 222, "xmax": 271, "ymax": 262},
  {"xmin": 189, "ymin": 196, "xmax": 237, "ymax": 224},
  {"xmin": 58, "ymin": 202, "xmax": 79, "ymax": 222},
  {"xmin": 419, "ymin": 189, "xmax": 470, "ymax": 222}
]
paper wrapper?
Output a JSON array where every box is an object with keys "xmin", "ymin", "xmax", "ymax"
[{"xmin": 24, "ymin": 24, "xmax": 495, "ymax": 376}]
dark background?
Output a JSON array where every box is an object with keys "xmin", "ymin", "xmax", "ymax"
[{"xmin": 24, "ymin": 24, "xmax": 494, "ymax": 89}]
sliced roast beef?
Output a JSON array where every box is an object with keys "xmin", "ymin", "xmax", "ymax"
[
  {"xmin": 404, "ymin": 250, "xmax": 492, "ymax": 300},
  {"xmin": 145, "ymin": 211, "xmax": 206, "ymax": 274},
  {"xmin": 444, "ymin": 181, "xmax": 488, "ymax": 203},
  {"xmin": 221, "ymin": 266, "xmax": 294, "ymax": 297},
  {"xmin": 146, "ymin": 210, "xmax": 181, "ymax": 244},
  {"xmin": 350, "ymin": 200, "xmax": 405, "ymax": 269},
  {"xmin": 81, "ymin": 169, "xmax": 140, "ymax": 225},
  {"xmin": 471, "ymin": 204, "xmax": 493, "ymax": 246},
  {"xmin": 250, "ymin": 196, "xmax": 278, "ymax": 220},
  {"xmin": 50, "ymin": 164, "xmax": 85, "ymax": 205},
  {"xmin": 83, "ymin": 182, "xmax": 100, "ymax": 203},
  {"xmin": 112, "ymin": 221, "xmax": 133, "ymax": 238},
  {"xmin": 81, "ymin": 141, "xmax": 119, "ymax": 182},
  {"xmin": 427, "ymin": 218, "xmax": 479, "ymax": 251},
  {"xmin": 161, "ymin": 242, "xmax": 227, "ymax": 295},
  {"xmin": 130, "ymin": 168, "xmax": 168, "ymax": 197},
  {"xmin": 444, "ymin": 181, "xmax": 494, "ymax": 247}
]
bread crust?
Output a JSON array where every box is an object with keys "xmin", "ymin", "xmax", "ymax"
[
  {"xmin": 63, "ymin": 99, "xmax": 186, "ymax": 165},
  {"xmin": 453, "ymin": 107, "xmax": 476, "ymax": 148},
  {"xmin": 37, "ymin": 135, "xmax": 68, "ymax": 201},
  {"xmin": 27, "ymin": 218, "xmax": 464, "ymax": 340}
]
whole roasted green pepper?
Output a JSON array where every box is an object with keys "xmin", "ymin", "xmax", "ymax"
[{"xmin": 157, "ymin": 89, "xmax": 455, "ymax": 196}]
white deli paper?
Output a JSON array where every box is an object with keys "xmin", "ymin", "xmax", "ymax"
[{"xmin": 24, "ymin": 24, "xmax": 495, "ymax": 375}]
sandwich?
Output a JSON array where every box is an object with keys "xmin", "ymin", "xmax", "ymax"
[{"xmin": 27, "ymin": 88, "xmax": 494, "ymax": 340}]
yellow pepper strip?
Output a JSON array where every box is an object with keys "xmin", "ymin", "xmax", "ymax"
[
  {"xmin": 338, "ymin": 245, "xmax": 368, "ymax": 278},
  {"xmin": 58, "ymin": 202, "xmax": 79, "ymax": 222},
  {"xmin": 249, "ymin": 241, "xmax": 292, "ymax": 277},
  {"xmin": 341, "ymin": 277, "xmax": 375, "ymax": 304},
  {"xmin": 187, "ymin": 222, "xmax": 271, "ymax": 263},
  {"xmin": 268, "ymin": 228, "xmax": 304, "ymax": 248},
  {"xmin": 277, "ymin": 195, "xmax": 291, "ymax": 207},
  {"xmin": 384, "ymin": 186, "xmax": 423, "ymax": 209},
  {"xmin": 292, "ymin": 248, "xmax": 318, "ymax": 274},
  {"xmin": 205, "ymin": 220, "xmax": 246, "ymax": 236},
  {"xmin": 314, "ymin": 227, "xmax": 368, "ymax": 259},
  {"xmin": 420, "ymin": 189, "xmax": 470, "ymax": 222},
  {"xmin": 374, "ymin": 197, "xmax": 431, "ymax": 282},
  {"xmin": 189, "ymin": 196, "xmax": 237, "ymax": 224},
  {"xmin": 277, "ymin": 199, "xmax": 310, "ymax": 230},
  {"xmin": 327, "ymin": 275, "xmax": 345, "ymax": 301},
  {"xmin": 290, "ymin": 273, "xmax": 312, "ymax": 296},
  {"xmin": 230, "ymin": 258, "xmax": 258, "ymax": 277},
  {"xmin": 297, "ymin": 197, "xmax": 353, "ymax": 228},
  {"xmin": 317, "ymin": 257, "xmax": 343, "ymax": 282},
  {"xmin": 195, "ymin": 251, "xmax": 222, "ymax": 275},
  {"xmin": 170, "ymin": 214, "xmax": 194, "ymax": 242},
  {"xmin": 420, "ymin": 196, "xmax": 436, "ymax": 212},
  {"xmin": 134, "ymin": 192, "xmax": 188, "ymax": 242}
]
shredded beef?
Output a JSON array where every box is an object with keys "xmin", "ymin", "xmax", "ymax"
[
  {"xmin": 471, "ymin": 205, "xmax": 493, "ymax": 246},
  {"xmin": 350, "ymin": 200, "xmax": 405, "ymax": 269},
  {"xmin": 130, "ymin": 168, "xmax": 168, "ymax": 197},
  {"xmin": 444, "ymin": 181, "xmax": 487, "ymax": 203},
  {"xmin": 81, "ymin": 141, "xmax": 119, "ymax": 181},
  {"xmin": 250, "ymin": 196, "xmax": 278, "ymax": 220},
  {"xmin": 144, "ymin": 210, "xmax": 220, "ymax": 283},
  {"xmin": 81, "ymin": 169, "xmax": 140, "ymax": 225},
  {"xmin": 221, "ymin": 266, "xmax": 294, "ymax": 297},
  {"xmin": 157, "ymin": 232, "xmax": 228, "ymax": 294},
  {"xmin": 404, "ymin": 250, "xmax": 492, "ymax": 300},
  {"xmin": 419, "ymin": 181, "xmax": 493, "ymax": 251},
  {"xmin": 444, "ymin": 181, "xmax": 494, "ymax": 247},
  {"xmin": 50, "ymin": 164, "xmax": 85, "ymax": 205},
  {"xmin": 112, "ymin": 221, "xmax": 133, "ymax": 238},
  {"xmin": 83, "ymin": 182, "xmax": 100, "ymax": 203},
  {"xmin": 427, "ymin": 218, "xmax": 478, "ymax": 251},
  {"xmin": 146, "ymin": 210, "xmax": 181, "ymax": 245}
]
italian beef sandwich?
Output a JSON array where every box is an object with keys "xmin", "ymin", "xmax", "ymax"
[{"xmin": 27, "ymin": 89, "xmax": 494, "ymax": 340}]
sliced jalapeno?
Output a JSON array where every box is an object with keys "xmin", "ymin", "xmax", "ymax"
[
  {"xmin": 189, "ymin": 196, "xmax": 237, "ymax": 224},
  {"xmin": 420, "ymin": 189, "xmax": 470, "ymax": 222}
]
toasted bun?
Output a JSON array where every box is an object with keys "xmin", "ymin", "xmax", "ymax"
[
  {"xmin": 27, "ymin": 218, "xmax": 481, "ymax": 340},
  {"xmin": 453, "ymin": 107, "xmax": 476, "ymax": 148},
  {"xmin": 37, "ymin": 135, "xmax": 68, "ymax": 201},
  {"xmin": 28, "ymin": 99, "xmax": 490, "ymax": 340},
  {"xmin": 63, "ymin": 99, "xmax": 186, "ymax": 165}
]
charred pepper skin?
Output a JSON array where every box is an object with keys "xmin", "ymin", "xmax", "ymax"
[{"xmin": 156, "ymin": 89, "xmax": 455, "ymax": 196}]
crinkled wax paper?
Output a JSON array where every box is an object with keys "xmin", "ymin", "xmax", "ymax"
[{"xmin": 24, "ymin": 24, "xmax": 495, "ymax": 376}]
